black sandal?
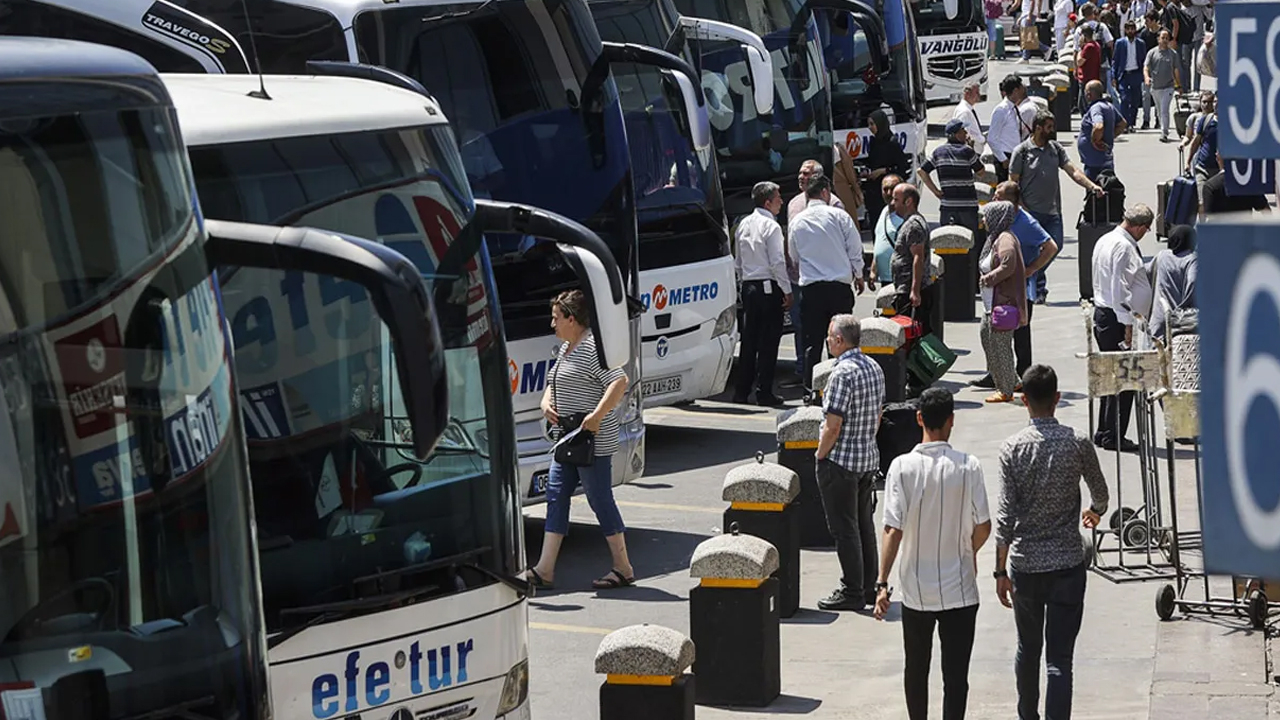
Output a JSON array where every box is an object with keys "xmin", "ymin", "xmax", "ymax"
[
  {"xmin": 592, "ymin": 569, "xmax": 635, "ymax": 590},
  {"xmin": 527, "ymin": 568, "xmax": 554, "ymax": 590}
]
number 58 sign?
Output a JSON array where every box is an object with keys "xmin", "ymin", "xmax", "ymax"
[{"xmin": 1219, "ymin": 3, "xmax": 1280, "ymax": 158}]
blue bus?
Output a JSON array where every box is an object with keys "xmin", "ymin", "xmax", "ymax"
[{"xmin": 0, "ymin": 36, "xmax": 450, "ymax": 719}]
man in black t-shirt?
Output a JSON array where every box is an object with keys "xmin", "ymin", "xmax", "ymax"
[{"xmin": 1202, "ymin": 153, "xmax": 1272, "ymax": 218}]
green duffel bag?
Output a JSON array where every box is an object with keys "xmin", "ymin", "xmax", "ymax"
[{"xmin": 907, "ymin": 332, "xmax": 957, "ymax": 387}]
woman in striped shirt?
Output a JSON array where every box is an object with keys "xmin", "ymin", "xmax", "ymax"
[{"xmin": 526, "ymin": 290, "xmax": 635, "ymax": 590}]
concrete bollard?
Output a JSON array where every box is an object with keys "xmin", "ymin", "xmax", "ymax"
[
  {"xmin": 722, "ymin": 452, "xmax": 802, "ymax": 618},
  {"xmin": 689, "ymin": 529, "xmax": 782, "ymax": 707},
  {"xmin": 861, "ymin": 316, "xmax": 909, "ymax": 403},
  {"xmin": 775, "ymin": 406, "xmax": 833, "ymax": 548},
  {"xmin": 1046, "ymin": 72, "xmax": 1072, "ymax": 135},
  {"xmin": 974, "ymin": 182, "xmax": 994, "ymax": 205},
  {"xmin": 875, "ymin": 283, "xmax": 898, "ymax": 316},
  {"xmin": 927, "ymin": 250, "xmax": 946, "ymax": 344},
  {"xmin": 811, "ymin": 357, "xmax": 837, "ymax": 400},
  {"xmin": 597, "ymin": 624, "xmax": 696, "ymax": 719},
  {"xmin": 931, "ymin": 225, "xmax": 976, "ymax": 323}
]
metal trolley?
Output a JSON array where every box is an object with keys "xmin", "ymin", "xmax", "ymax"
[
  {"xmin": 1150, "ymin": 330, "xmax": 1275, "ymax": 629},
  {"xmin": 1081, "ymin": 306, "xmax": 1177, "ymax": 583}
]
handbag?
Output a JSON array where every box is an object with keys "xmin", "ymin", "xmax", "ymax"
[
  {"xmin": 550, "ymin": 352, "xmax": 596, "ymax": 466},
  {"xmin": 991, "ymin": 304, "xmax": 1021, "ymax": 331}
]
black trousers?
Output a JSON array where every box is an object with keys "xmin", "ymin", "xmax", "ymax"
[
  {"xmin": 735, "ymin": 280, "xmax": 785, "ymax": 400},
  {"xmin": 902, "ymin": 604, "xmax": 979, "ymax": 720},
  {"xmin": 996, "ymin": 160, "xmax": 1009, "ymax": 184},
  {"xmin": 799, "ymin": 281, "xmax": 854, "ymax": 390},
  {"xmin": 1014, "ymin": 302, "xmax": 1034, "ymax": 378},
  {"xmin": 1093, "ymin": 306, "xmax": 1134, "ymax": 444},
  {"xmin": 815, "ymin": 461, "xmax": 878, "ymax": 597}
]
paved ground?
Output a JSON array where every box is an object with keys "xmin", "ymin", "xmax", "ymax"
[{"xmin": 522, "ymin": 57, "xmax": 1275, "ymax": 719}]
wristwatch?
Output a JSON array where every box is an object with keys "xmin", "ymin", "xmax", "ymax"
[
  {"xmin": 993, "ymin": 569, "xmax": 1009, "ymax": 579},
  {"xmin": 874, "ymin": 581, "xmax": 891, "ymax": 593}
]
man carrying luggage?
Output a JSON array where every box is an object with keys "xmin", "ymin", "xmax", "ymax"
[
  {"xmin": 995, "ymin": 364, "xmax": 1109, "ymax": 720},
  {"xmin": 1009, "ymin": 111, "xmax": 1104, "ymax": 304},
  {"xmin": 816, "ymin": 314, "xmax": 886, "ymax": 611},
  {"xmin": 1077, "ymin": 80, "xmax": 1127, "ymax": 181},
  {"xmin": 875, "ymin": 388, "xmax": 992, "ymax": 720}
]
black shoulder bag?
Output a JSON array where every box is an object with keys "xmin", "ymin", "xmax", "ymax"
[{"xmin": 551, "ymin": 344, "xmax": 596, "ymax": 466}]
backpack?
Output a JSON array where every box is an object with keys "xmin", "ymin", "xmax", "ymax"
[
  {"xmin": 1167, "ymin": 4, "xmax": 1195, "ymax": 45},
  {"xmin": 1081, "ymin": 21, "xmax": 1113, "ymax": 63},
  {"xmin": 1082, "ymin": 169, "xmax": 1126, "ymax": 224}
]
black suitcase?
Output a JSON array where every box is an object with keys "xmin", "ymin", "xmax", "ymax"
[
  {"xmin": 877, "ymin": 400, "xmax": 923, "ymax": 480},
  {"xmin": 1077, "ymin": 218, "xmax": 1117, "ymax": 301}
]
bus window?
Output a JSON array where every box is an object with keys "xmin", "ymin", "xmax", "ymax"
[{"xmin": 0, "ymin": 0, "xmax": 206, "ymax": 72}]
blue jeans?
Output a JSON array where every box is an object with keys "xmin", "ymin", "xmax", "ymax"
[
  {"xmin": 544, "ymin": 454, "xmax": 625, "ymax": 536},
  {"xmin": 1118, "ymin": 70, "xmax": 1142, "ymax": 126},
  {"xmin": 987, "ymin": 17, "xmax": 999, "ymax": 47},
  {"xmin": 1011, "ymin": 562, "xmax": 1088, "ymax": 720},
  {"xmin": 1027, "ymin": 210, "xmax": 1063, "ymax": 298}
]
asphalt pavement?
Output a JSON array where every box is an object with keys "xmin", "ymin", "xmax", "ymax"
[{"xmin": 522, "ymin": 57, "xmax": 1277, "ymax": 719}]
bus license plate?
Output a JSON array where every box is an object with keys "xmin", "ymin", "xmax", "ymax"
[
  {"xmin": 642, "ymin": 376, "xmax": 682, "ymax": 397},
  {"xmin": 530, "ymin": 470, "xmax": 550, "ymax": 497}
]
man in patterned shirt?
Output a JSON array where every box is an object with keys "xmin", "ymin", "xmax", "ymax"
[
  {"xmin": 994, "ymin": 364, "xmax": 1109, "ymax": 720},
  {"xmin": 815, "ymin": 314, "xmax": 886, "ymax": 611},
  {"xmin": 916, "ymin": 118, "xmax": 986, "ymax": 235}
]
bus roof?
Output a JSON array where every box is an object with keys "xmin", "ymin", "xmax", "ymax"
[
  {"xmin": 0, "ymin": 36, "xmax": 159, "ymax": 84},
  {"xmin": 161, "ymin": 73, "xmax": 449, "ymax": 146}
]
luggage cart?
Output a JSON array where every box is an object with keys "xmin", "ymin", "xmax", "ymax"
[
  {"xmin": 1080, "ymin": 306, "xmax": 1177, "ymax": 583},
  {"xmin": 1151, "ymin": 327, "xmax": 1276, "ymax": 629}
]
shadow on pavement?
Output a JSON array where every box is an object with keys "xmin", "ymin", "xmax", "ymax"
[
  {"xmin": 781, "ymin": 608, "xmax": 840, "ymax": 625},
  {"xmin": 704, "ymin": 694, "xmax": 824, "ymax": 714},
  {"xmin": 524, "ymin": 518, "xmax": 709, "ymax": 594},
  {"xmin": 644, "ymin": 424, "xmax": 778, "ymax": 475}
]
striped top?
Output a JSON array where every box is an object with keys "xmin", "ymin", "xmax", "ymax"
[{"xmin": 549, "ymin": 331, "xmax": 627, "ymax": 458}]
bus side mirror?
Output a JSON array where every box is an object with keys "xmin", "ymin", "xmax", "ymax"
[
  {"xmin": 584, "ymin": 42, "xmax": 711, "ymax": 152},
  {"xmin": 798, "ymin": 0, "xmax": 893, "ymax": 75},
  {"xmin": 470, "ymin": 200, "xmax": 632, "ymax": 371},
  {"xmin": 203, "ymin": 219, "xmax": 448, "ymax": 460},
  {"xmin": 679, "ymin": 16, "xmax": 775, "ymax": 117}
]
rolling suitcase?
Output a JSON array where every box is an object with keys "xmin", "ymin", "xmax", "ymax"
[
  {"xmin": 1078, "ymin": 195, "xmax": 1117, "ymax": 301},
  {"xmin": 994, "ymin": 22, "xmax": 1007, "ymax": 60},
  {"xmin": 1158, "ymin": 149, "xmax": 1197, "ymax": 238},
  {"xmin": 1174, "ymin": 92, "xmax": 1197, "ymax": 138}
]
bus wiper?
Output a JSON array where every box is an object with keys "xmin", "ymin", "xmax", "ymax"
[
  {"xmin": 354, "ymin": 547, "xmax": 535, "ymax": 599},
  {"xmin": 649, "ymin": 201, "xmax": 728, "ymax": 237},
  {"xmin": 269, "ymin": 584, "xmax": 442, "ymax": 650},
  {"xmin": 421, "ymin": 0, "xmax": 495, "ymax": 25}
]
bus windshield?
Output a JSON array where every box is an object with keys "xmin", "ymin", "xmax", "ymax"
[
  {"xmin": 911, "ymin": 0, "xmax": 983, "ymax": 34},
  {"xmin": 0, "ymin": 93, "xmax": 263, "ymax": 715},
  {"xmin": 674, "ymin": 0, "xmax": 831, "ymax": 216},
  {"xmin": 352, "ymin": 0, "xmax": 635, "ymax": 342},
  {"xmin": 592, "ymin": 0, "xmax": 730, "ymax": 271},
  {"xmin": 822, "ymin": 3, "xmax": 922, "ymax": 137},
  {"xmin": 189, "ymin": 125, "xmax": 520, "ymax": 633}
]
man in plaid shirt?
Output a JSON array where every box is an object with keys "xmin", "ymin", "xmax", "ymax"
[{"xmin": 815, "ymin": 314, "xmax": 886, "ymax": 611}]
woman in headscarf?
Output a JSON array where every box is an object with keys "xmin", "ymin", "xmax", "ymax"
[
  {"xmin": 861, "ymin": 109, "xmax": 910, "ymax": 227},
  {"xmin": 1149, "ymin": 224, "xmax": 1197, "ymax": 341},
  {"xmin": 977, "ymin": 201, "xmax": 1029, "ymax": 403}
]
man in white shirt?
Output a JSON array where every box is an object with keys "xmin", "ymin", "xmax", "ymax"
[
  {"xmin": 788, "ymin": 175, "xmax": 865, "ymax": 392},
  {"xmin": 988, "ymin": 75, "xmax": 1031, "ymax": 182},
  {"xmin": 951, "ymin": 81, "xmax": 987, "ymax": 156},
  {"xmin": 1090, "ymin": 203, "xmax": 1155, "ymax": 451},
  {"xmin": 1054, "ymin": 0, "xmax": 1075, "ymax": 57},
  {"xmin": 785, "ymin": 160, "xmax": 845, "ymax": 373},
  {"xmin": 875, "ymin": 388, "xmax": 992, "ymax": 720},
  {"xmin": 734, "ymin": 181, "xmax": 791, "ymax": 406}
]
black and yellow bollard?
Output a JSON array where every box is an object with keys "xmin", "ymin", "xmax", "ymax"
[
  {"xmin": 722, "ymin": 452, "xmax": 802, "ymax": 618},
  {"xmin": 860, "ymin": 316, "xmax": 909, "ymax": 403},
  {"xmin": 689, "ymin": 529, "xmax": 781, "ymax": 707},
  {"xmin": 1047, "ymin": 71, "xmax": 1072, "ymax": 136},
  {"xmin": 776, "ymin": 406, "xmax": 833, "ymax": 548},
  {"xmin": 810, "ymin": 357, "xmax": 837, "ymax": 403},
  {"xmin": 596, "ymin": 624, "xmax": 696, "ymax": 720},
  {"xmin": 927, "ymin": 250, "xmax": 947, "ymax": 344},
  {"xmin": 932, "ymin": 226, "xmax": 976, "ymax": 323}
]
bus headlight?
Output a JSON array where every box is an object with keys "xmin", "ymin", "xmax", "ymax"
[
  {"xmin": 710, "ymin": 306, "xmax": 736, "ymax": 339},
  {"xmin": 496, "ymin": 659, "xmax": 529, "ymax": 716}
]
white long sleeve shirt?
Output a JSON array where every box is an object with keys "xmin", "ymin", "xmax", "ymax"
[
  {"xmin": 988, "ymin": 98, "xmax": 1022, "ymax": 163},
  {"xmin": 952, "ymin": 99, "xmax": 987, "ymax": 155},
  {"xmin": 1092, "ymin": 225, "xmax": 1153, "ymax": 325},
  {"xmin": 787, "ymin": 199, "xmax": 864, "ymax": 286},
  {"xmin": 735, "ymin": 207, "xmax": 792, "ymax": 294}
]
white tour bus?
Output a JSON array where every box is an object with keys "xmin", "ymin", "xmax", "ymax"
[
  {"xmin": 0, "ymin": 0, "xmax": 703, "ymax": 503},
  {"xmin": 164, "ymin": 69, "xmax": 631, "ymax": 719}
]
